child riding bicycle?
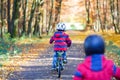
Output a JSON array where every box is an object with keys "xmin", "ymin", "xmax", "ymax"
[
  {"xmin": 73, "ymin": 34, "xmax": 120, "ymax": 80},
  {"xmin": 49, "ymin": 22, "xmax": 72, "ymax": 70}
]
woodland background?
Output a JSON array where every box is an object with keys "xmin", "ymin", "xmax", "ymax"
[
  {"xmin": 0, "ymin": 0, "xmax": 120, "ymax": 38},
  {"xmin": 0, "ymin": 0, "xmax": 120, "ymax": 79}
]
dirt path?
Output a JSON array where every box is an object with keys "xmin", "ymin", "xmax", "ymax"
[{"xmin": 8, "ymin": 40, "xmax": 85, "ymax": 80}]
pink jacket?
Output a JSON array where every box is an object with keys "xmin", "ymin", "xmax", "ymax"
[{"xmin": 73, "ymin": 54, "xmax": 120, "ymax": 80}]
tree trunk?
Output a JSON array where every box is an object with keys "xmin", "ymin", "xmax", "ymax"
[
  {"xmin": 45, "ymin": 0, "xmax": 50, "ymax": 34},
  {"xmin": 85, "ymin": 0, "xmax": 90, "ymax": 25},
  {"xmin": 7, "ymin": 0, "xmax": 12, "ymax": 35},
  {"xmin": 116, "ymin": 0, "xmax": 120, "ymax": 33},
  {"xmin": 47, "ymin": 0, "xmax": 54, "ymax": 35},
  {"xmin": 0, "ymin": 0, "xmax": 4, "ymax": 38},
  {"xmin": 96, "ymin": 0, "xmax": 103, "ymax": 32},
  {"xmin": 41, "ymin": 12, "xmax": 44, "ymax": 34},
  {"xmin": 27, "ymin": 0, "xmax": 36, "ymax": 37},
  {"xmin": 110, "ymin": 0, "xmax": 118, "ymax": 34},
  {"xmin": 22, "ymin": 0, "xmax": 28, "ymax": 35},
  {"xmin": 55, "ymin": 0, "xmax": 62, "ymax": 23},
  {"xmin": 33, "ymin": 16, "xmax": 38, "ymax": 35},
  {"xmin": 103, "ymin": 0, "xmax": 107, "ymax": 31},
  {"xmin": 33, "ymin": 14, "xmax": 40, "ymax": 37},
  {"xmin": 11, "ymin": 0, "xmax": 21, "ymax": 38}
]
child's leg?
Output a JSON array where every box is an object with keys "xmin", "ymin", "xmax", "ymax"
[
  {"xmin": 62, "ymin": 51, "xmax": 67, "ymax": 63},
  {"xmin": 52, "ymin": 51, "xmax": 57, "ymax": 69}
]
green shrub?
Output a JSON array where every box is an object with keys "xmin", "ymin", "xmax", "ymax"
[
  {"xmin": 0, "ymin": 33, "xmax": 22, "ymax": 62},
  {"xmin": 70, "ymin": 24, "xmax": 76, "ymax": 30},
  {"xmin": 106, "ymin": 41, "xmax": 120, "ymax": 55}
]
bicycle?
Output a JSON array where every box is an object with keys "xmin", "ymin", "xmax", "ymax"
[{"xmin": 55, "ymin": 51, "xmax": 65, "ymax": 78}]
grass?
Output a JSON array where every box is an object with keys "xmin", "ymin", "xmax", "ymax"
[{"xmin": 0, "ymin": 33, "xmax": 52, "ymax": 67}]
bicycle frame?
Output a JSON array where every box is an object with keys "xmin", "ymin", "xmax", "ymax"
[{"xmin": 56, "ymin": 51, "xmax": 64, "ymax": 78}]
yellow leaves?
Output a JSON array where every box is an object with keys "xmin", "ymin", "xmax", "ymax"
[
  {"xmin": 0, "ymin": 36, "xmax": 50, "ymax": 79},
  {"xmin": 102, "ymin": 33, "xmax": 120, "ymax": 47},
  {"xmin": 0, "ymin": 30, "xmax": 119, "ymax": 79},
  {"xmin": 66, "ymin": 31, "xmax": 96, "ymax": 43},
  {"xmin": 19, "ymin": 43, "xmax": 49, "ymax": 61},
  {"xmin": 3, "ymin": 62, "xmax": 19, "ymax": 71},
  {"xmin": 67, "ymin": 30, "xmax": 120, "ymax": 66},
  {"xmin": 67, "ymin": 31, "xmax": 120, "ymax": 47},
  {"xmin": 0, "ymin": 58, "xmax": 21, "ymax": 79},
  {"xmin": 16, "ymin": 37, "xmax": 50, "ymax": 45},
  {"xmin": 71, "ymin": 31, "xmax": 120, "ymax": 66},
  {"xmin": 106, "ymin": 52, "xmax": 120, "ymax": 66}
]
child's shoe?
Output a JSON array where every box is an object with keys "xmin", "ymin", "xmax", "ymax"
[
  {"xmin": 63, "ymin": 59, "xmax": 67, "ymax": 64},
  {"xmin": 51, "ymin": 67, "xmax": 56, "ymax": 71}
]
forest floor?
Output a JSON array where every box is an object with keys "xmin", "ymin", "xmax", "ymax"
[{"xmin": 0, "ymin": 30, "xmax": 120, "ymax": 80}]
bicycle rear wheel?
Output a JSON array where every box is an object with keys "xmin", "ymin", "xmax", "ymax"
[{"xmin": 57, "ymin": 62, "xmax": 61, "ymax": 78}]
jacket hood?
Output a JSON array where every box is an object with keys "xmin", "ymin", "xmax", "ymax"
[
  {"xmin": 54, "ymin": 31, "xmax": 64, "ymax": 38},
  {"xmin": 84, "ymin": 54, "xmax": 109, "ymax": 71}
]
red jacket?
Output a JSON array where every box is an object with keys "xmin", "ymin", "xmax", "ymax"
[
  {"xmin": 50, "ymin": 31, "xmax": 71, "ymax": 51},
  {"xmin": 73, "ymin": 54, "xmax": 120, "ymax": 80}
]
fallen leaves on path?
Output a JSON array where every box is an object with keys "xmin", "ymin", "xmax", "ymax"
[
  {"xmin": 0, "ymin": 37, "xmax": 50, "ymax": 79},
  {"xmin": 66, "ymin": 31, "xmax": 120, "ymax": 66},
  {"xmin": 0, "ymin": 30, "xmax": 120, "ymax": 79}
]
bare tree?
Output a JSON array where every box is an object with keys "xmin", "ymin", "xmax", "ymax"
[
  {"xmin": 27, "ymin": 0, "xmax": 37, "ymax": 37},
  {"xmin": 52, "ymin": 0, "xmax": 62, "ymax": 32},
  {"xmin": 110, "ymin": 0, "xmax": 120, "ymax": 34},
  {"xmin": 103, "ymin": 0, "xmax": 107, "ymax": 31},
  {"xmin": 22, "ymin": 0, "xmax": 28, "ymax": 35},
  {"xmin": 54, "ymin": 0, "xmax": 62, "ymax": 23},
  {"xmin": 11, "ymin": 0, "xmax": 21, "ymax": 38},
  {"xmin": 96, "ymin": 0, "xmax": 103, "ymax": 32},
  {"xmin": 33, "ymin": 0, "xmax": 44, "ymax": 38},
  {"xmin": 47, "ymin": 0, "xmax": 54, "ymax": 35},
  {"xmin": 0, "ymin": 0, "xmax": 4, "ymax": 38},
  {"xmin": 116, "ymin": 0, "xmax": 120, "ymax": 33},
  {"xmin": 7, "ymin": 0, "xmax": 12, "ymax": 35},
  {"xmin": 85, "ymin": 0, "xmax": 90, "ymax": 25}
]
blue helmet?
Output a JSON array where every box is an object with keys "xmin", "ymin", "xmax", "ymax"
[{"xmin": 84, "ymin": 34, "xmax": 105, "ymax": 56}]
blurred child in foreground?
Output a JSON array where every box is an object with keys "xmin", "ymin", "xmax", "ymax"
[{"xmin": 73, "ymin": 34, "xmax": 120, "ymax": 80}]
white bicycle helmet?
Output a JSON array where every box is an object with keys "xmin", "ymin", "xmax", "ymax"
[{"xmin": 56, "ymin": 22, "xmax": 66, "ymax": 31}]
